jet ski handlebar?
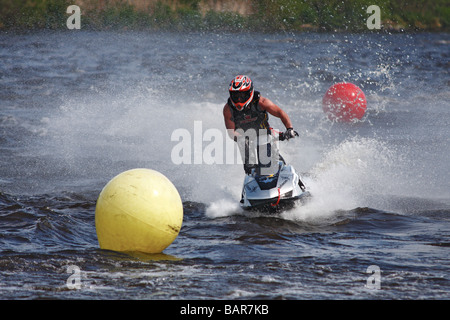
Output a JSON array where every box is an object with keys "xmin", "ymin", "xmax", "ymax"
[{"xmin": 278, "ymin": 128, "xmax": 299, "ymax": 141}]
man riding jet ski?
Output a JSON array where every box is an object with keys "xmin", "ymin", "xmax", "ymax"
[{"xmin": 223, "ymin": 75, "xmax": 308, "ymax": 210}]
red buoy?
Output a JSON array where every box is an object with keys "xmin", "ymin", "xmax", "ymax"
[{"xmin": 322, "ymin": 82, "xmax": 367, "ymax": 122}]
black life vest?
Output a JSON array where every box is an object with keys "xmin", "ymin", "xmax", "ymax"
[{"xmin": 227, "ymin": 91, "xmax": 270, "ymax": 134}]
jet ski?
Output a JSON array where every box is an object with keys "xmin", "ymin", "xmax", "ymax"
[{"xmin": 239, "ymin": 132, "xmax": 310, "ymax": 212}]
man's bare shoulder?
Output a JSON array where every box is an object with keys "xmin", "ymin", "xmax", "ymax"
[
  {"xmin": 223, "ymin": 103, "xmax": 233, "ymax": 116},
  {"xmin": 258, "ymin": 96, "xmax": 274, "ymax": 109}
]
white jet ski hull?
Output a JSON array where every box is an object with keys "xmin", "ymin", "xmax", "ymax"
[{"xmin": 240, "ymin": 161, "xmax": 310, "ymax": 212}]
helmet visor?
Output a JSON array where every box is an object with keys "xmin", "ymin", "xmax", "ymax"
[{"xmin": 230, "ymin": 90, "xmax": 251, "ymax": 103}]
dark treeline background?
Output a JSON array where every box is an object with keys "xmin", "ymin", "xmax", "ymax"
[{"xmin": 0, "ymin": 0, "xmax": 448, "ymax": 32}]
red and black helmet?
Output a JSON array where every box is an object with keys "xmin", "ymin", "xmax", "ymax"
[{"xmin": 229, "ymin": 75, "xmax": 254, "ymax": 111}]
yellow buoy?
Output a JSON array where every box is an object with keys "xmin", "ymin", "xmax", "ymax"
[{"xmin": 95, "ymin": 168, "xmax": 183, "ymax": 254}]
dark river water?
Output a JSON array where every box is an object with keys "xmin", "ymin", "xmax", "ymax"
[{"xmin": 0, "ymin": 30, "xmax": 449, "ymax": 302}]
